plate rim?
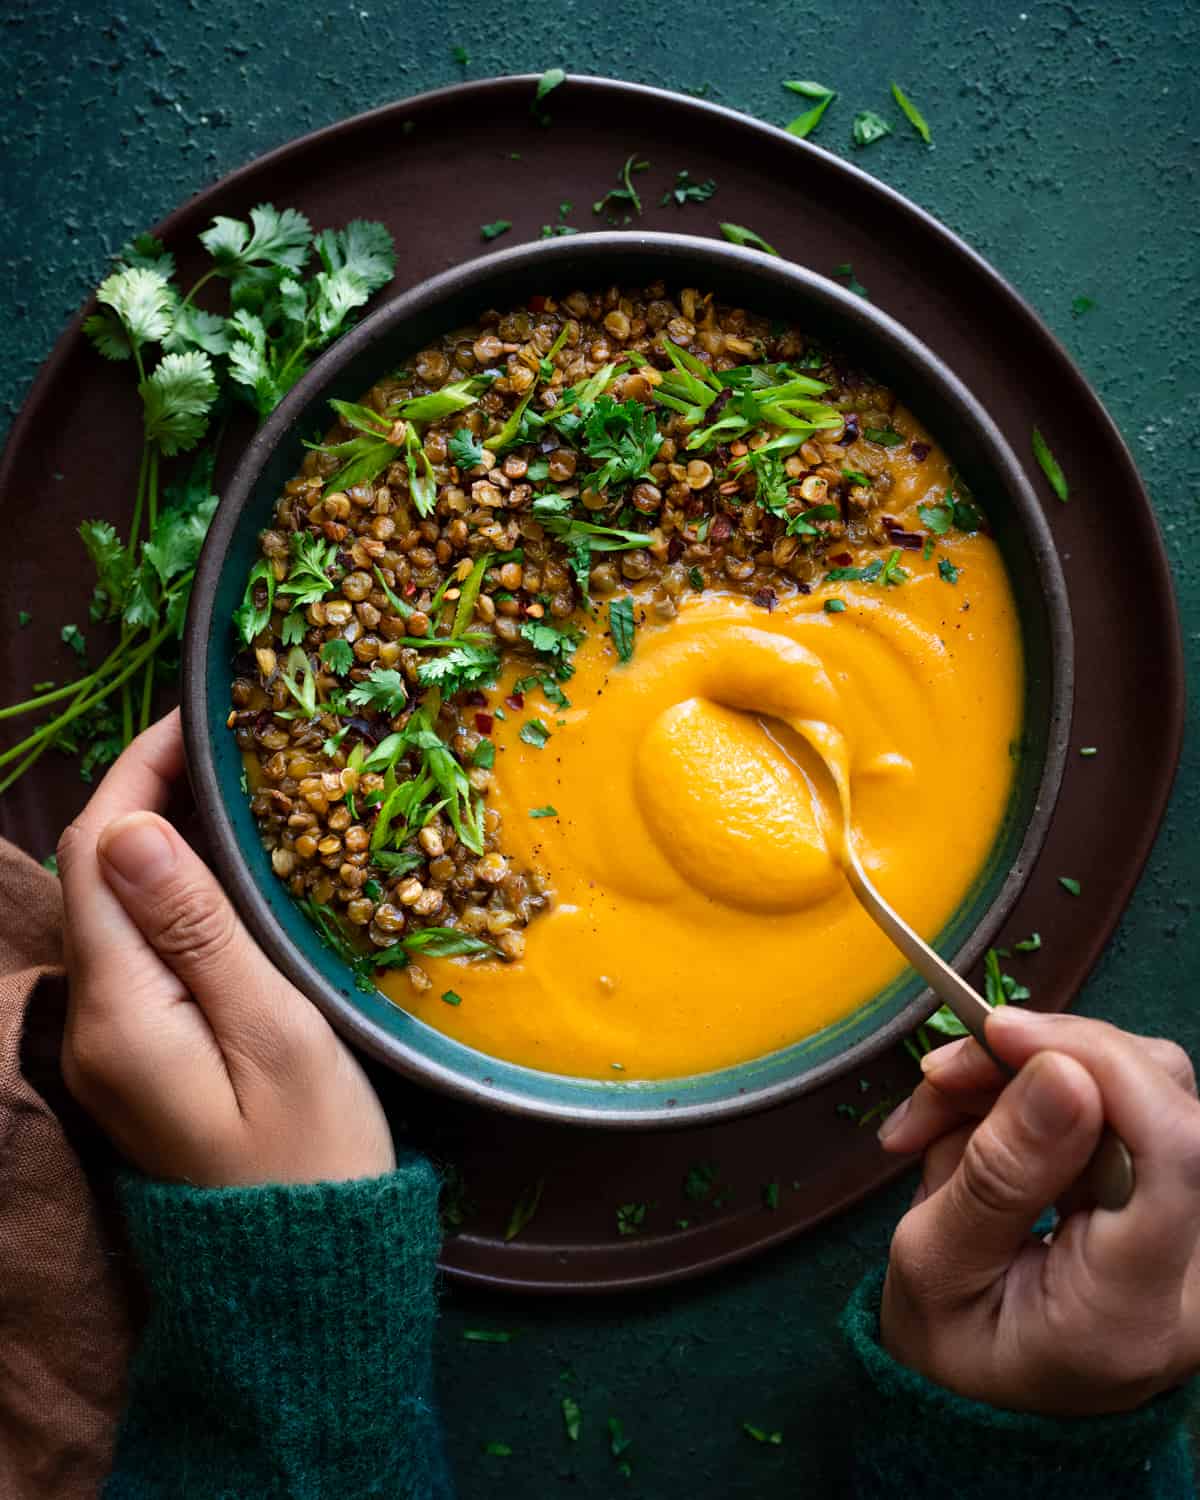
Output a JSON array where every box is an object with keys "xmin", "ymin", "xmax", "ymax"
[{"xmin": 2, "ymin": 72, "xmax": 1185, "ymax": 1294}]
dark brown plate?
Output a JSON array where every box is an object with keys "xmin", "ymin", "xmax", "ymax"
[{"xmin": 0, "ymin": 75, "xmax": 1183, "ymax": 1293}]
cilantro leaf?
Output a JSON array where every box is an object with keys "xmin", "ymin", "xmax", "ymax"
[
  {"xmin": 863, "ymin": 426, "xmax": 903, "ymax": 447},
  {"xmin": 661, "ymin": 170, "xmax": 717, "ymax": 206},
  {"xmin": 824, "ymin": 598, "xmax": 847, "ymax": 613},
  {"xmin": 416, "ymin": 644, "xmax": 500, "ymax": 695},
  {"xmin": 852, "ymin": 111, "xmax": 892, "ymax": 148},
  {"xmin": 1071, "ymin": 295, "xmax": 1096, "ymax": 317},
  {"xmin": 278, "ymin": 532, "xmax": 338, "ymax": 607},
  {"xmin": 719, "ymin": 222, "xmax": 779, "ymax": 256},
  {"xmin": 116, "ymin": 233, "xmax": 175, "ymax": 275},
  {"xmin": 447, "ymin": 426, "xmax": 486, "ymax": 465},
  {"xmin": 532, "ymin": 68, "xmax": 565, "ymax": 124},
  {"xmin": 504, "ymin": 1177, "xmax": 545, "ymax": 1240},
  {"xmin": 162, "ymin": 303, "xmax": 231, "ymax": 357},
  {"xmin": 519, "ymin": 718, "xmax": 551, "ymax": 748},
  {"xmin": 142, "ymin": 495, "xmax": 218, "ymax": 585},
  {"xmin": 279, "ymin": 610, "xmax": 307, "ymax": 645},
  {"xmin": 609, "ymin": 597, "xmax": 636, "ymax": 662},
  {"xmin": 61, "ymin": 623, "xmax": 87, "ymax": 659},
  {"xmin": 234, "ymin": 557, "xmax": 277, "ymax": 645},
  {"xmin": 346, "ymin": 667, "xmax": 409, "ymax": 716},
  {"xmin": 84, "ymin": 267, "xmax": 175, "ymax": 360},
  {"xmin": 832, "ymin": 263, "xmax": 869, "ymax": 299},
  {"xmin": 1013, "ymin": 932, "xmax": 1042, "ymax": 952},
  {"xmin": 320, "ymin": 638, "xmax": 355, "ymax": 675},
  {"xmin": 79, "ymin": 519, "xmax": 132, "ymax": 620},
  {"xmin": 529, "ymin": 805, "xmax": 558, "ymax": 818},
  {"xmin": 891, "ymin": 82, "xmax": 932, "ymax": 144},
  {"xmin": 562, "ymin": 1397, "xmax": 582, "ymax": 1442},
  {"xmin": 593, "ymin": 154, "xmax": 650, "ymax": 222},
  {"xmin": 480, "ymin": 220, "xmax": 512, "ymax": 241},
  {"xmin": 521, "ymin": 619, "xmax": 580, "ymax": 679},
  {"xmin": 1059, "ymin": 876, "xmax": 1082, "ymax": 896},
  {"xmin": 200, "ymin": 203, "xmax": 312, "ymax": 278},
  {"xmin": 582, "ymin": 395, "xmax": 660, "ymax": 490},
  {"xmin": 139, "ymin": 351, "xmax": 217, "ymax": 456},
  {"xmin": 938, "ymin": 557, "xmax": 960, "ymax": 585},
  {"xmin": 451, "ymin": 43, "xmax": 470, "ymax": 65},
  {"xmin": 918, "ymin": 502, "xmax": 953, "ymax": 535}
]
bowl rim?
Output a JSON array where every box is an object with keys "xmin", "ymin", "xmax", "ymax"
[{"xmin": 183, "ymin": 229, "xmax": 1073, "ymax": 1129}]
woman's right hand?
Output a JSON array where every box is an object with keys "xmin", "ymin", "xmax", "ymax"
[
  {"xmin": 877, "ymin": 1007, "xmax": 1200, "ymax": 1416},
  {"xmin": 57, "ymin": 710, "xmax": 396, "ymax": 1188}
]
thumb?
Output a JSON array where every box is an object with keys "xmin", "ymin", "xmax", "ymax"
[
  {"xmin": 915, "ymin": 1050, "xmax": 1103, "ymax": 1294},
  {"xmin": 97, "ymin": 811, "xmax": 318, "ymax": 1070}
]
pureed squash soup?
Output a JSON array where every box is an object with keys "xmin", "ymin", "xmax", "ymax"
[{"xmin": 229, "ymin": 284, "xmax": 1022, "ymax": 1081}]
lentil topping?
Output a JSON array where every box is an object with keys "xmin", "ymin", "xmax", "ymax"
[{"xmin": 229, "ymin": 282, "xmax": 986, "ymax": 999}]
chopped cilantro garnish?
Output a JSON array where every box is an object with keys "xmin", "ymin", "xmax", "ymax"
[
  {"xmin": 879, "ymin": 549, "xmax": 907, "ymax": 586},
  {"xmin": 832, "ymin": 263, "xmax": 869, "ymax": 298},
  {"xmin": 852, "ymin": 110, "xmax": 892, "ymax": 148},
  {"xmin": 762, "ymin": 1181, "xmax": 780, "ymax": 1210},
  {"xmin": 463, "ymin": 1329, "xmax": 512, "ymax": 1342},
  {"xmin": 1059, "ymin": 876, "xmax": 1082, "ymax": 896},
  {"xmin": 684, "ymin": 1161, "xmax": 718, "ymax": 1201},
  {"xmin": 842, "ymin": 469, "xmax": 871, "ymax": 487},
  {"xmin": 609, "ymin": 596, "xmax": 636, "ymax": 662},
  {"xmin": 519, "ymin": 718, "xmax": 551, "ymax": 748},
  {"xmin": 504, "ymin": 1177, "xmax": 545, "ymax": 1241},
  {"xmin": 346, "ymin": 666, "xmax": 408, "ymax": 715},
  {"xmin": 719, "ymin": 222, "xmax": 779, "ymax": 256},
  {"xmin": 17, "ymin": 610, "xmax": 30, "ymax": 627},
  {"xmin": 480, "ymin": 220, "xmax": 512, "ymax": 241},
  {"xmin": 473, "ymin": 737, "xmax": 495, "ymax": 769},
  {"xmin": 532, "ymin": 67, "xmax": 565, "ymax": 125},
  {"xmin": 593, "ymin": 154, "xmax": 649, "ymax": 222},
  {"xmin": 1071, "ymin": 295, "xmax": 1096, "ymax": 317},
  {"xmin": 320, "ymin": 638, "xmax": 354, "ymax": 675},
  {"xmin": 824, "ymin": 598, "xmax": 847, "ymax": 613},
  {"xmin": 1013, "ymin": 932, "xmax": 1042, "ymax": 952},
  {"xmin": 863, "ymin": 426, "xmax": 903, "ymax": 447},
  {"xmin": 1032, "ymin": 427, "xmax": 1069, "ymax": 502},
  {"xmin": 1080, "ymin": 746, "xmax": 1098, "ymax": 757},
  {"xmin": 416, "ymin": 643, "xmax": 500, "ymax": 696},
  {"xmin": 451, "ymin": 44, "xmax": 469, "ymax": 66},
  {"xmin": 562, "ymin": 1396, "xmax": 583, "ymax": 1441},
  {"xmin": 442, "ymin": 990, "xmax": 464, "ymax": 1007},
  {"xmin": 661, "ymin": 170, "xmax": 717, "ymax": 205},
  {"xmin": 616, "ymin": 1202, "xmax": 646, "ymax": 1236},
  {"xmin": 529, "ymin": 805, "xmax": 558, "ymax": 818},
  {"xmin": 688, "ymin": 566, "xmax": 705, "ymax": 591},
  {"xmin": 448, "ymin": 427, "xmax": 485, "ymax": 469},
  {"xmin": 743, "ymin": 1423, "xmax": 784, "ymax": 1445},
  {"xmin": 483, "ymin": 1442, "xmax": 513, "ymax": 1457},
  {"xmin": 61, "ymin": 623, "xmax": 87, "ymax": 659},
  {"xmin": 938, "ymin": 557, "xmax": 960, "ymax": 585},
  {"xmin": 42, "ymin": 853, "xmax": 59, "ymax": 875},
  {"xmin": 825, "ymin": 559, "xmax": 883, "ymax": 583},
  {"xmin": 890, "ymin": 82, "xmax": 932, "ymax": 144}
]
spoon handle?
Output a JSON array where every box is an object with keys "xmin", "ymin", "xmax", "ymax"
[{"xmin": 844, "ymin": 854, "xmax": 1135, "ymax": 1212}]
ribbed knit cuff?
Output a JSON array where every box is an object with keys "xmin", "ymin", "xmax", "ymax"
[
  {"xmin": 840, "ymin": 1266, "xmax": 1194, "ymax": 1500},
  {"xmin": 109, "ymin": 1155, "xmax": 450, "ymax": 1499}
]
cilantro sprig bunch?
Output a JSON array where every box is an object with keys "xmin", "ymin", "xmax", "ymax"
[{"xmin": 0, "ymin": 206, "xmax": 395, "ymax": 795}]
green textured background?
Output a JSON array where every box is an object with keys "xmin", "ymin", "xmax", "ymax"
[{"xmin": 3, "ymin": 2, "xmax": 1198, "ymax": 1494}]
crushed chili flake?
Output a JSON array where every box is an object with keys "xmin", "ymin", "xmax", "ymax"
[
  {"xmin": 505, "ymin": 693, "xmax": 524, "ymax": 711},
  {"xmin": 883, "ymin": 520, "xmax": 924, "ymax": 550},
  {"xmin": 465, "ymin": 689, "xmax": 488, "ymax": 707},
  {"xmin": 831, "ymin": 550, "xmax": 854, "ymax": 567},
  {"xmin": 475, "ymin": 712, "xmax": 494, "ymax": 733}
]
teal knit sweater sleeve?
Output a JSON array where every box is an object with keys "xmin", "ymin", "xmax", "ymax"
[
  {"xmin": 104, "ymin": 1153, "xmax": 453, "ymax": 1500},
  {"xmin": 841, "ymin": 1267, "xmax": 1196, "ymax": 1499}
]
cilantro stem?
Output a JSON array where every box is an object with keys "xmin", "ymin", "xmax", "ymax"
[
  {"xmin": 178, "ymin": 266, "xmax": 219, "ymax": 312},
  {"xmin": 0, "ymin": 626, "xmax": 145, "ymax": 721},
  {"xmin": 0, "ymin": 741, "xmax": 53, "ymax": 799},
  {"xmin": 121, "ymin": 678, "xmax": 134, "ymax": 747},
  {"xmin": 0, "ymin": 593, "xmax": 186, "ymax": 774},
  {"xmin": 127, "ymin": 442, "xmax": 150, "ymax": 563}
]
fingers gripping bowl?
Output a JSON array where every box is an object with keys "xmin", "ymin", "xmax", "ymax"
[{"xmin": 183, "ymin": 233, "xmax": 1071, "ymax": 1128}]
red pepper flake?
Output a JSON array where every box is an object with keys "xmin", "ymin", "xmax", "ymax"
[
  {"xmin": 465, "ymin": 690, "xmax": 488, "ymax": 707},
  {"xmin": 752, "ymin": 587, "xmax": 777, "ymax": 612},
  {"xmin": 831, "ymin": 550, "xmax": 854, "ymax": 567},
  {"xmin": 475, "ymin": 713, "xmax": 494, "ymax": 733},
  {"xmin": 505, "ymin": 693, "xmax": 524, "ymax": 711},
  {"xmin": 403, "ymin": 581, "xmax": 416, "ymax": 597}
]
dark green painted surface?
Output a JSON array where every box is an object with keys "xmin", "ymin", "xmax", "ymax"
[{"xmin": 2, "ymin": 2, "xmax": 1197, "ymax": 1494}]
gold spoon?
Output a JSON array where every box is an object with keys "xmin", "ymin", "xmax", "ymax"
[{"xmin": 793, "ymin": 718, "xmax": 1135, "ymax": 1213}]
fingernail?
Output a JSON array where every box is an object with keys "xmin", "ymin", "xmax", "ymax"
[
  {"xmin": 99, "ymin": 815, "xmax": 175, "ymax": 886},
  {"xmin": 1018, "ymin": 1055, "xmax": 1081, "ymax": 1139},
  {"xmin": 877, "ymin": 1095, "xmax": 911, "ymax": 1143}
]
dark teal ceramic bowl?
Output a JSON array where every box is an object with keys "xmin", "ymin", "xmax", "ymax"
[{"xmin": 182, "ymin": 232, "xmax": 1072, "ymax": 1128}]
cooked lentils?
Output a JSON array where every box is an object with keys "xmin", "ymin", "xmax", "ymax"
[{"xmin": 230, "ymin": 282, "xmax": 938, "ymax": 994}]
